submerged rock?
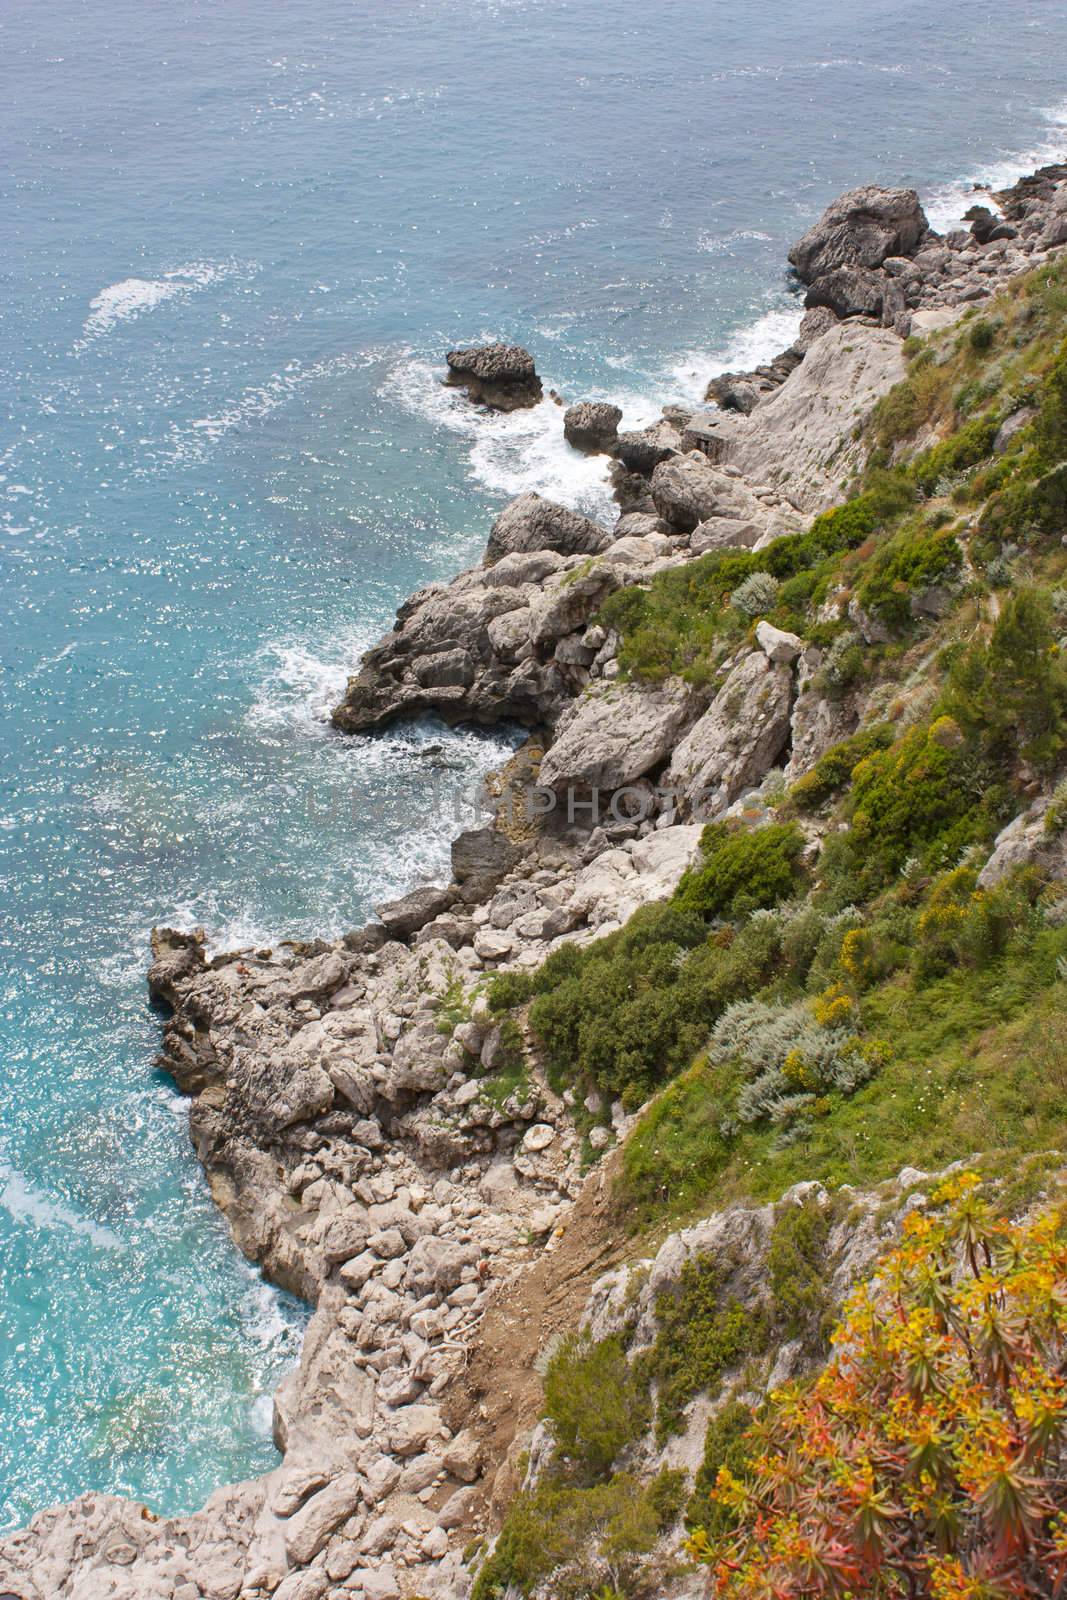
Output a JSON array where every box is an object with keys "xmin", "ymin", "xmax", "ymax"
[{"xmin": 444, "ymin": 343, "xmax": 543, "ymax": 410}]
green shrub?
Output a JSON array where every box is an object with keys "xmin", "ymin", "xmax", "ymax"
[
  {"xmin": 968, "ymin": 317, "xmax": 996, "ymax": 354},
  {"xmin": 909, "ymin": 411, "xmax": 998, "ymax": 495},
  {"xmin": 766, "ymin": 1195, "xmax": 835, "ymax": 1345},
  {"xmin": 731, "ymin": 571, "xmax": 779, "ymax": 617},
  {"xmin": 946, "ymin": 587, "xmax": 1067, "ymax": 769},
  {"xmin": 675, "ymin": 822, "xmax": 805, "ymax": 921},
  {"xmin": 913, "ymin": 863, "xmax": 1037, "ymax": 980},
  {"xmin": 471, "ymin": 1473, "xmax": 663, "ymax": 1600},
  {"xmin": 854, "ymin": 523, "xmax": 962, "ymax": 630},
  {"xmin": 598, "ymin": 474, "xmax": 914, "ymax": 686},
  {"xmin": 685, "ymin": 1399, "xmax": 757, "ymax": 1532},
  {"xmin": 1035, "ymin": 334, "xmax": 1067, "ymax": 464},
  {"xmin": 841, "ymin": 720, "xmax": 983, "ymax": 888},
  {"xmin": 788, "ymin": 722, "xmax": 894, "ymax": 811},
  {"xmin": 523, "ymin": 893, "xmax": 786, "ymax": 1103},
  {"xmin": 543, "ymin": 1334, "xmax": 649, "ymax": 1481},
  {"xmin": 486, "ymin": 968, "xmax": 536, "ymax": 1013},
  {"xmin": 642, "ymin": 1254, "xmax": 767, "ymax": 1440}
]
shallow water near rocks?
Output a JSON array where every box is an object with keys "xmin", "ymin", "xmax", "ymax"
[{"xmin": 2, "ymin": 0, "xmax": 1067, "ymax": 1532}]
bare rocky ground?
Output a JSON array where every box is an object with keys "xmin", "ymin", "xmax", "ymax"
[{"xmin": 4, "ymin": 165, "xmax": 1067, "ymax": 1600}]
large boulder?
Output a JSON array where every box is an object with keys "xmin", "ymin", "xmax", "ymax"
[
  {"xmin": 804, "ymin": 265, "xmax": 886, "ymax": 320},
  {"xmin": 451, "ymin": 825, "xmax": 523, "ymax": 900},
  {"xmin": 789, "ymin": 186, "xmax": 929, "ymax": 284},
  {"xmin": 978, "ymin": 797, "xmax": 1067, "ymax": 888},
  {"xmin": 614, "ymin": 419, "xmax": 683, "ymax": 475},
  {"xmin": 485, "ymin": 492, "xmax": 611, "ymax": 566},
  {"xmin": 650, "ymin": 452, "xmax": 775, "ymax": 535},
  {"xmin": 665, "ymin": 651, "xmax": 794, "ymax": 814},
  {"xmin": 538, "ymin": 680, "xmax": 699, "ymax": 795},
  {"xmin": 444, "ymin": 343, "xmax": 542, "ymax": 410},
  {"xmin": 374, "ymin": 885, "xmax": 455, "ymax": 941},
  {"xmin": 563, "ymin": 401, "xmax": 622, "ymax": 454}
]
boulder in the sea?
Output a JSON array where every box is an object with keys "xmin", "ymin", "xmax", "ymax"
[
  {"xmin": 485, "ymin": 491, "xmax": 611, "ymax": 565},
  {"xmin": 444, "ymin": 343, "xmax": 542, "ymax": 410},
  {"xmin": 789, "ymin": 185, "xmax": 928, "ymax": 283},
  {"xmin": 563, "ymin": 401, "xmax": 622, "ymax": 453}
]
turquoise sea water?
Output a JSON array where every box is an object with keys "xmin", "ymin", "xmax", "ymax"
[{"xmin": 2, "ymin": 0, "xmax": 1067, "ymax": 1531}]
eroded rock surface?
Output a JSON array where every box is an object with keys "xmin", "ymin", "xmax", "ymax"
[{"xmin": 444, "ymin": 344, "xmax": 542, "ymax": 411}]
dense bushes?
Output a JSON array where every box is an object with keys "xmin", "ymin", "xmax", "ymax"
[
  {"xmin": 709, "ymin": 995, "xmax": 884, "ymax": 1136},
  {"xmin": 524, "ymin": 903, "xmax": 781, "ymax": 1104},
  {"xmin": 788, "ymin": 722, "xmax": 893, "ymax": 811},
  {"xmin": 471, "ymin": 1471, "xmax": 679, "ymax": 1600},
  {"xmin": 853, "ymin": 521, "xmax": 963, "ymax": 630},
  {"xmin": 544, "ymin": 1334, "xmax": 649, "ymax": 1481},
  {"xmin": 838, "ymin": 719, "xmax": 984, "ymax": 890},
  {"xmin": 946, "ymin": 587, "xmax": 1067, "ymax": 770},
  {"xmin": 486, "ymin": 826, "xmax": 804, "ymax": 1104},
  {"xmin": 599, "ymin": 475, "xmax": 915, "ymax": 686},
  {"xmin": 909, "ymin": 410, "xmax": 998, "ymax": 495},
  {"xmin": 675, "ymin": 821, "xmax": 805, "ymax": 920},
  {"xmin": 641, "ymin": 1253, "xmax": 766, "ymax": 1440}
]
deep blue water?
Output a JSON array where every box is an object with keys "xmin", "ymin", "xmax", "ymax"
[{"xmin": 2, "ymin": 0, "xmax": 1067, "ymax": 1532}]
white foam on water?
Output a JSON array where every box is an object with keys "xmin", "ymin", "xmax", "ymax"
[
  {"xmin": 82, "ymin": 277, "xmax": 183, "ymax": 339},
  {"xmin": 924, "ymin": 101, "xmax": 1067, "ymax": 234},
  {"xmin": 246, "ymin": 627, "xmax": 378, "ymax": 739},
  {"xmin": 696, "ymin": 228, "xmax": 772, "ymax": 256},
  {"xmin": 386, "ymin": 353, "xmax": 663, "ymax": 521},
  {"xmin": 664, "ymin": 302, "xmax": 805, "ymax": 407},
  {"xmin": 0, "ymin": 1160, "xmax": 121, "ymax": 1250},
  {"xmin": 77, "ymin": 260, "xmax": 254, "ymax": 347},
  {"xmin": 164, "ymin": 350, "xmax": 372, "ymax": 466}
]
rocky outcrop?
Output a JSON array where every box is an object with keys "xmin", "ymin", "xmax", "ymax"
[
  {"xmin": 563, "ymin": 401, "xmax": 622, "ymax": 454},
  {"xmin": 650, "ymin": 450, "xmax": 804, "ymax": 537},
  {"xmin": 665, "ymin": 651, "xmax": 795, "ymax": 814},
  {"xmin": 444, "ymin": 344, "xmax": 542, "ymax": 410},
  {"xmin": 789, "ymin": 185, "xmax": 929, "ymax": 283},
  {"xmin": 330, "ymin": 512, "xmax": 684, "ymax": 736},
  {"xmin": 537, "ymin": 679, "xmax": 700, "ymax": 795},
  {"xmin": 978, "ymin": 795, "xmax": 1067, "ymax": 887},
  {"xmin": 483, "ymin": 492, "xmax": 610, "ymax": 565},
  {"xmin": 686, "ymin": 322, "xmax": 908, "ymax": 513}
]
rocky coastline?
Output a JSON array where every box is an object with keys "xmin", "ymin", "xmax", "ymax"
[{"xmin": 4, "ymin": 161, "xmax": 1067, "ymax": 1600}]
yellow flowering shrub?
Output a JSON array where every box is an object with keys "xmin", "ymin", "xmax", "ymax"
[{"xmin": 685, "ymin": 1175, "xmax": 1067, "ymax": 1598}]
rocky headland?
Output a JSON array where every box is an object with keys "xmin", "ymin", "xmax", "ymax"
[{"xmin": 5, "ymin": 162, "xmax": 1067, "ymax": 1600}]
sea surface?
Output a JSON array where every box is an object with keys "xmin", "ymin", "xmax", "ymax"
[{"xmin": 2, "ymin": 0, "xmax": 1066, "ymax": 1532}]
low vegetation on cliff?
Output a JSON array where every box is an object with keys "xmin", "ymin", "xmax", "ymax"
[{"xmin": 487, "ymin": 256, "xmax": 1067, "ymax": 1224}]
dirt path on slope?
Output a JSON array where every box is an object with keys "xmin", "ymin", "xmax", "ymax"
[{"xmin": 445, "ymin": 1152, "xmax": 636, "ymax": 1526}]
